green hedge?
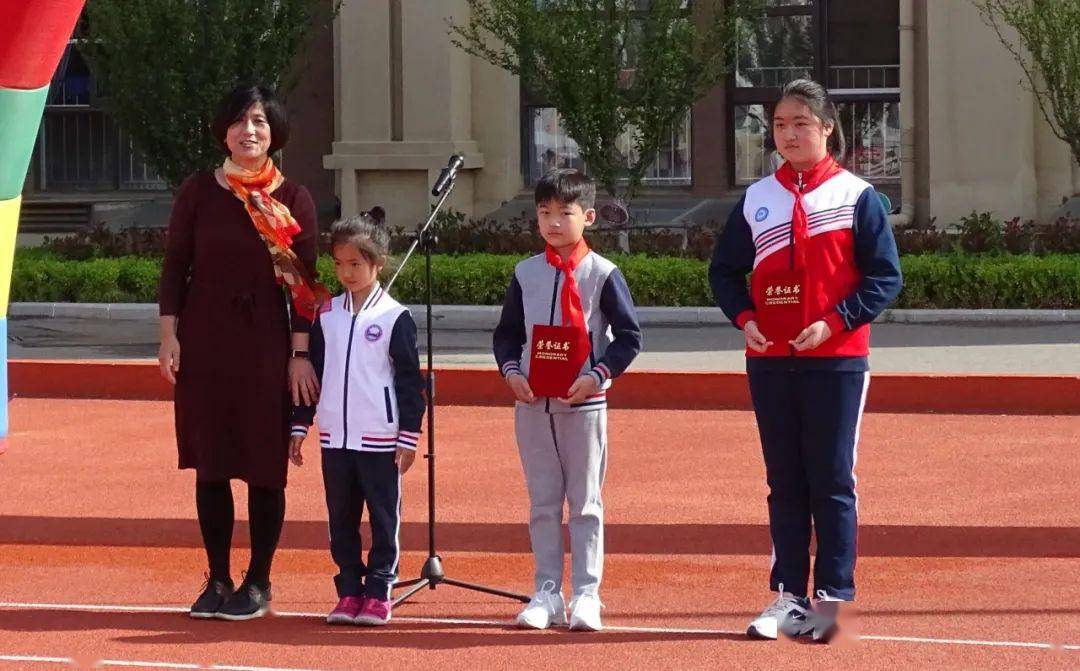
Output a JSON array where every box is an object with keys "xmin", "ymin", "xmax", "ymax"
[
  {"xmin": 898, "ymin": 253, "xmax": 1080, "ymax": 309},
  {"xmin": 10, "ymin": 251, "xmax": 1080, "ymax": 309},
  {"xmin": 12, "ymin": 254, "xmax": 162, "ymax": 303}
]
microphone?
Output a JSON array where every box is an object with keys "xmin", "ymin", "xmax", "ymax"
[{"xmin": 431, "ymin": 153, "xmax": 465, "ymax": 197}]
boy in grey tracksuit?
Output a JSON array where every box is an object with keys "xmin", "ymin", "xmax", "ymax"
[{"xmin": 493, "ymin": 169, "xmax": 641, "ymax": 632}]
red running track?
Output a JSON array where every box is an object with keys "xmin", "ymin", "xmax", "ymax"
[
  {"xmin": 0, "ymin": 399, "xmax": 1078, "ymax": 670},
  {"xmin": 10, "ymin": 360, "xmax": 1080, "ymax": 414}
]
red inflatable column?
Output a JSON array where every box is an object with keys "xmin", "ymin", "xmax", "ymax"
[{"xmin": 0, "ymin": 0, "xmax": 87, "ymax": 90}]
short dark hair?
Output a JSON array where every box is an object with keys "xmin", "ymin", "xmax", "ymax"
[
  {"xmin": 534, "ymin": 168, "xmax": 596, "ymax": 211},
  {"xmin": 329, "ymin": 207, "xmax": 389, "ymax": 264},
  {"xmin": 211, "ymin": 84, "xmax": 290, "ymax": 155},
  {"xmin": 770, "ymin": 78, "xmax": 847, "ymax": 161}
]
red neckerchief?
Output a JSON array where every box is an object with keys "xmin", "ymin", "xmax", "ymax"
[
  {"xmin": 544, "ymin": 238, "xmax": 592, "ymax": 351},
  {"xmin": 773, "ymin": 155, "xmax": 842, "ymax": 268}
]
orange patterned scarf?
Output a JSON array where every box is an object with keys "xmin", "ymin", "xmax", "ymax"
[{"xmin": 221, "ymin": 157, "xmax": 329, "ymax": 321}]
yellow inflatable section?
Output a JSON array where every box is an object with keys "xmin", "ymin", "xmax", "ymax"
[{"xmin": 0, "ymin": 196, "xmax": 19, "ymax": 318}]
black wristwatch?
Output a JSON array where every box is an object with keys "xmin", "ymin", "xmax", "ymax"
[{"xmin": 291, "ymin": 349, "xmax": 310, "ymax": 359}]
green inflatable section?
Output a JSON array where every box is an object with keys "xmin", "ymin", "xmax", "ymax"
[{"xmin": 0, "ymin": 84, "xmax": 49, "ymax": 201}]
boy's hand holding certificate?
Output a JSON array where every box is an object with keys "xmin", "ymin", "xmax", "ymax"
[
  {"xmin": 506, "ymin": 373, "xmax": 536, "ymax": 403},
  {"xmin": 561, "ymin": 374, "xmax": 599, "ymax": 405}
]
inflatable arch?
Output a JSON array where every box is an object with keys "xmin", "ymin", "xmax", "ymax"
[{"xmin": 0, "ymin": 0, "xmax": 88, "ymax": 442}]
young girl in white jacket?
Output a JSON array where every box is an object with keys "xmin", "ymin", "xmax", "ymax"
[{"xmin": 290, "ymin": 208, "xmax": 424, "ymax": 627}]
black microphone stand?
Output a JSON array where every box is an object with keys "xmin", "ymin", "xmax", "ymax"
[{"xmin": 384, "ymin": 158, "xmax": 530, "ymax": 608}]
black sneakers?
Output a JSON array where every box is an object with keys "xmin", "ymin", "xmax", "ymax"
[
  {"xmin": 215, "ymin": 581, "xmax": 273, "ymax": 621},
  {"xmin": 189, "ymin": 577, "xmax": 234, "ymax": 619}
]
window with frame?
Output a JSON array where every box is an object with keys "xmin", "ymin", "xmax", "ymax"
[
  {"xmin": 730, "ymin": 0, "xmax": 900, "ymax": 202},
  {"xmin": 523, "ymin": 107, "xmax": 692, "ymax": 187},
  {"xmin": 521, "ymin": 0, "xmax": 693, "ymax": 187},
  {"xmin": 30, "ymin": 38, "xmax": 166, "ymax": 192}
]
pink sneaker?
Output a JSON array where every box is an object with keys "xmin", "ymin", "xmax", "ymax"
[
  {"xmin": 353, "ymin": 597, "xmax": 392, "ymax": 626},
  {"xmin": 326, "ymin": 596, "xmax": 365, "ymax": 625}
]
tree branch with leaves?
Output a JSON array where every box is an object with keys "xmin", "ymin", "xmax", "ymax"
[
  {"xmin": 976, "ymin": 0, "xmax": 1080, "ymax": 171},
  {"xmin": 450, "ymin": 0, "xmax": 762, "ymax": 204},
  {"xmin": 82, "ymin": 0, "xmax": 336, "ymax": 189}
]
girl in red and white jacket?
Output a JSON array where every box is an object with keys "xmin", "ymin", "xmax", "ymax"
[{"xmin": 710, "ymin": 79, "xmax": 902, "ymax": 642}]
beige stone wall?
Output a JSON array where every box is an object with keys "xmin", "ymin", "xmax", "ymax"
[
  {"xmin": 913, "ymin": 0, "xmax": 931, "ymax": 224},
  {"xmin": 920, "ymin": 1, "xmax": 1075, "ymax": 225},
  {"xmin": 333, "ymin": 0, "xmax": 391, "ymax": 144},
  {"xmin": 325, "ymin": 0, "xmax": 520, "ymax": 229},
  {"xmin": 472, "ymin": 54, "xmax": 523, "ymax": 217},
  {"xmin": 282, "ymin": 0, "xmax": 337, "ymax": 224}
]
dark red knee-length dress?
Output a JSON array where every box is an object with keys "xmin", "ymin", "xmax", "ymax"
[{"xmin": 158, "ymin": 171, "xmax": 317, "ymax": 489}]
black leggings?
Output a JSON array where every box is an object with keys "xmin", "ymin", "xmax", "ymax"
[{"xmin": 195, "ymin": 481, "xmax": 285, "ymax": 589}]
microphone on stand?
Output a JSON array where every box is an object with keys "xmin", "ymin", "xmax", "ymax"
[
  {"xmin": 387, "ymin": 153, "xmax": 530, "ymax": 609},
  {"xmin": 431, "ymin": 153, "xmax": 465, "ymax": 197}
]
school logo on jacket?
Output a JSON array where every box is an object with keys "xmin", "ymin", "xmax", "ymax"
[
  {"xmin": 365, "ymin": 324, "xmax": 383, "ymax": 342},
  {"xmin": 755, "ymin": 206, "xmax": 770, "ymax": 222}
]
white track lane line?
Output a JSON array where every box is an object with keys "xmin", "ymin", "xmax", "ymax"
[
  {"xmin": 858, "ymin": 635, "xmax": 1054, "ymax": 649},
  {"xmin": 97, "ymin": 661, "xmax": 200, "ymax": 669},
  {"xmin": 0, "ymin": 601, "xmax": 1076, "ymax": 655},
  {"xmin": 1, "ymin": 656, "xmax": 328, "ymax": 671}
]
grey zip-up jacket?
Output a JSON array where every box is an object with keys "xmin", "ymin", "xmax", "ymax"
[{"xmin": 493, "ymin": 250, "xmax": 642, "ymax": 413}]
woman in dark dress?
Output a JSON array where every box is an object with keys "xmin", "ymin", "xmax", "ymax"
[{"xmin": 158, "ymin": 85, "xmax": 326, "ymax": 620}]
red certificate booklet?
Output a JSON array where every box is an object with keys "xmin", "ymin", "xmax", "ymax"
[
  {"xmin": 528, "ymin": 324, "xmax": 591, "ymax": 398},
  {"xmin": 753, "ymin": 267, "xmax": 807, "ymax": 354}
]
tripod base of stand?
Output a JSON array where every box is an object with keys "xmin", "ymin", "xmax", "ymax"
[{"xmin": 393, "ymin": 555, "xmax": 530, "ymax": 607}]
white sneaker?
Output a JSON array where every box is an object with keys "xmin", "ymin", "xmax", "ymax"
[
  {"xmin": 516, "ymin": 580, "xmax": 567, "ymax": 630},
  {"xmin": 746, "ymin": 584, "xmax": 808, "ymax": 640},
  {"xmin": 779, "ymin": 589, "xmax": 842, "ymax": 643},
  {"xmin": 568, "ymin": 593, "xmax": 603, "ymax": 632}
]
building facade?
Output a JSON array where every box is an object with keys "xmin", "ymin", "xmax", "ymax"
[
  {"xmin": 326, "ymin": 0, "xmax": 1079, "ymax": 229},
  {"xmin": 19, "ymin": 1, "xmax": 1079, "ymax": 234}
]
